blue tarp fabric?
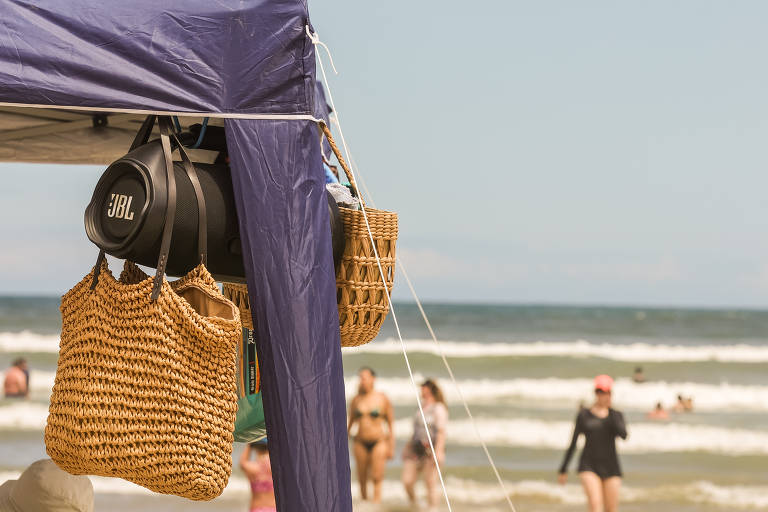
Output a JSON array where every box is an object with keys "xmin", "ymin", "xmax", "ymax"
[
  {"xmin": 0, "ymin": 2, "xmax": 352, "ymax": 510},
  {"xmin": 0, "ymin": 1, "xmax": 314, "ymax": 114},
  {"xmin": 227, "ymin": 119, "xmax": 351, "ymax": 510}
]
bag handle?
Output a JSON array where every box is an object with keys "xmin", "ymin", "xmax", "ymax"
[
  {"xmin": 148, "ymin": 117, "xmax": 178, "ymax": 300},
  {"xmin": 146, "ymin": 116, "xmax": 206, "ymax": 265},
  {"xmin": 150, "ymin": 117, "xmax": 208, "ymax": 299},
  {"xmin": 321, "ymin": 123, "xmax": 365, "ymax": 208}
]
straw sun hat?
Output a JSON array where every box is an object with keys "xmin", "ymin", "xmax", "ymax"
[{"xmin": 0, "ymin": 459, "xmax": 93, "ymax": 512}]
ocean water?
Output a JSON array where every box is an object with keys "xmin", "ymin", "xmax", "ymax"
[{"xmin": 1, "ymin": 298, "xmax": 767, "ymax": 511}]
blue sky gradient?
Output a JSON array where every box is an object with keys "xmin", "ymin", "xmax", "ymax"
[{"xmin": 1, "ymin": 2, "xmax": 768, "ymax": 307}]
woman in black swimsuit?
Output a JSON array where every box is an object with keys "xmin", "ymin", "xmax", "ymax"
[
  {"xmin": 558, "ymin": 374, "xmax": 627, "ymax": 512},
  {"xmin": 347, "ymin": 367, "xmax": 394, "ymax": 503}
]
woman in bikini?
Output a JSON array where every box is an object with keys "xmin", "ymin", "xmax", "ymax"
[
  {"xmin": 558, "ymin": 374, "xmax": 628, "ymax": 512},
  {"xmin": 401, "ymin": 379, "xmax": 448, "ymax": 512},
  {"xmin": 240, "ymin": 440, "xmax": 276, "ymax": 512},
  {"xmin": 347, "ymin": 366, "xmax": 394, "ymax": 503}
]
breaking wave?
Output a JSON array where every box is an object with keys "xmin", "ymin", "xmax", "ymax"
[
  {"xmin": 7, "ymin": 331, "xmax": 768, "ymax": 363},
  {"xmin": 348, "ymin": 376, "xmax": 768, "ymax": 411},
  {"xmin": 351, "ymin": 338, "xmax": 768, "ymax": 362},
  {"xmin": 0, "ymin": 331, "xmax": 59, "ymax": 353},
  {"xmin": 389, "ymin": 417, "xmax": 768, "ymax": 455},
  {"xmin": 7, "ymin": 370, "xmax": 768, "ymax": 412}
]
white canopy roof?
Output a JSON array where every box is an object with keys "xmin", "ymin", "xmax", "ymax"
[{"xmin": 0, "ymin": 107, "xmax": 221, "ymax": 164}]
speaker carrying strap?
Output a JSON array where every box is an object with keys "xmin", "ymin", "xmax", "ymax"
[
  {"xmin": 171, "ymin": 136, "xmax": 207, "ymax": 265},
  {"xmin": 151, "ymin": 117, "xmax": 178, "ymax": 301},
  {"xmin": 131, "ymin": 115, "xmax": 157, "ymax": 151}
]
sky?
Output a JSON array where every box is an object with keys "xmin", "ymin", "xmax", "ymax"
[{"xmin": 1, "ymin": 2, "xmax": 768, "ymax": 307}]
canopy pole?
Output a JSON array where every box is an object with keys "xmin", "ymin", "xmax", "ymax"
[{"xmin": 226, "ymin": 118, "xmax": 352, "ymax": 512}]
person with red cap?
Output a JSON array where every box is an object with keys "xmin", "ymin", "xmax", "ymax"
[{"xmin": 558, "ymin": 374, "xmax": 628, "ymax": 512}]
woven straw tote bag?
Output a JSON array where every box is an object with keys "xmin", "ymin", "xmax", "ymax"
[
  {"xmin": 45, "ymin": 118, "xmax": 241, "ymax": 500},
  {"xmin": 223, "ymin": 125, "xmax": 397, "ymax": 347}
]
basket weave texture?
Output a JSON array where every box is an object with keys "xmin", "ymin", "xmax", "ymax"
[
  {"xmin": 223, "ymin": 282, "xmax": 252, "ymax": 329},
  {"xmin": 45, "ymin": 260, "xmax": 240, "ymax": 500},
  {"xmin": 336, "ymin": 205, "xmax": 398, "ymax": 346}
]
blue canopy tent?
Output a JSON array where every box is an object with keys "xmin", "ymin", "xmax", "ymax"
[{"xmin": 0, "ymin": 2, "xmax": 352, "ymax": 510}]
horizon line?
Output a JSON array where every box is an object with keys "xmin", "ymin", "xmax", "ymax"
[{"xmin": 1, "ymin": 293, "xmax": 767, "ymax": 313}]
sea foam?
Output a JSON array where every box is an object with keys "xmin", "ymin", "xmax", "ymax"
[
  {"xmin": 8, "ymin": 369, "xmax": 768, "ymax": 412},
  {"xmin": 350, "ymin": 337, "xmax": 768, "ymax": 362},
  {"xmin": 3, "ymin": 398, "xmax": 765, "ymax": 455},
  {"xmin": 7, "ymin": 331, "xmax": 768, "ymax": 363},
  {"xmin": 347, "ymin": 375, "xmax": 768, "ymax": 411},
  {"xmin": 0, "ymin": 402, "xmax": 49, "ymax": 429},
  {"xmin": 0, "ymin": 331, "xmax": 59, "ymax": 353},
  {"xmin": 389, "ymin": 416, "xmax": 768, "ymax": 455}
]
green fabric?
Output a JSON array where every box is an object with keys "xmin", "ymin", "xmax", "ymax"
[{"xmin": 233, "ymin": 392, "xmax": 267, "ymax": 443}]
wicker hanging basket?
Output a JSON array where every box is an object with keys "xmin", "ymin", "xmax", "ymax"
[
  {"xmin": 223, "ymin": 124, "xmax": 397, "ymax": 347},
  {"xmin": 223, "ymin": 282, "xmax": 253, "ymax": 328}
]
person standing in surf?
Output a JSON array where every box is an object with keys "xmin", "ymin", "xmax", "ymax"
[
  {"xmin": 3, "ymin": 357, "xmax": 29, "ymax": 398},
  {"xmin": 347, "ymin": 367, "xmax": 395, "ymax": 503},
  {"xmin": 558, "ymin": 374, "xmax": 627, "ymax": 512},
  {"xmin": 402, "ymin": 379, "xmax": 448, "ymax": 512},
  {"xmin": 240, "ymin": 440, "xmax": 276, "ymax": 512}
]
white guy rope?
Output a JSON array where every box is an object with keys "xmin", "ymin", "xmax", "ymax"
[
  {"xmin": 306, "ymin": 26, "xmax": 339, "ymax": 75},
  {"xmin": 308, "ymin": 26, "xmax": 454, "ymax": 512},
  {"xmin": 344, "ymin": 149, "xmax": 375, "ymax": 208},
  {"xmin": 396, "ymin": 261, "xmax": 517, "ymax": 512},
  {"xmin": 333, "ymin": 69, "xmax": 518, "ymax": 512}
]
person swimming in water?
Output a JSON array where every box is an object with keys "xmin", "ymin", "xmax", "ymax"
[
  {"xmin": 240, "ymin": 440, "xmax": 275, "ymax": 512},
  {"xmin": 673, "ymin": 394, "xmax": 694, "ymax": 413},
  {"xmin": 347, "ymin": 367, "xmax": 394, "ymax": 503},
  {"xmin": 646, "ymin": 401, "xmax": 669, "ymax": 420},
  {"xmin": 558, "ymin": 374, "xmax": 628, "ymax": 512}
]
